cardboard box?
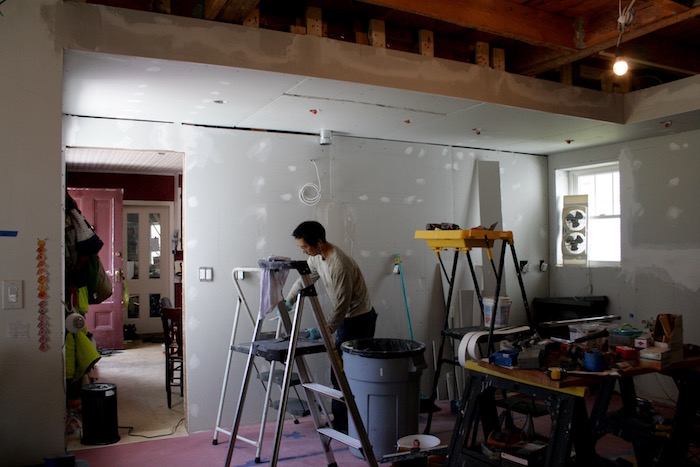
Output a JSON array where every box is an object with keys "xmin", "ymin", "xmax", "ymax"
[
  {"xmin": 639, "ymin": 345, "xmax": 682, "ymax": 369},
  {"xmin": 653, "ymin": 314, "xmax": 683, "ymax": 348}
]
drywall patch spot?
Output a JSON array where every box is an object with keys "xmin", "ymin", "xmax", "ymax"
[
  {"xmin": 189, "ymin": 404, "xmax": 199, "ymax": 418},
  {"xmin": 380, "ymin": 196, "xmax": 391, "ymax": 203},
  {"xmin": 186, "ymin": 238, "xmax": 198, "ymax": 249},
  {"xmin": 512, "ymin": 182, "xmax": 522, "ymax": 190},
  {"xmin": 359, "ymin": 194, "xmax": 369, "ymax": 201},
  {"xmin": 189, "ymin": 354, "xmax": 201, "ymax": 370},
  {"xmin": 416, "ymin": 178, "xmax": 426, "ymax": 186},
  {"xmin": 404, "ymin": 249, "xmax": 414, "ymax": 256},
  {"xmin": 404, "ymin": 195, "xmax": 416, "ymax": 205},
  {"xmin": 667, "ymin": 206, "xmax": 683, "ymax": 220},
  {"xmin": 188, "ymin": 286, "xmax": 199, "ymax": 299},
  {"xmin": 254, "ymin": 207, "xmax": 267, "ymax": 221},
  {"xmin": 405, "ymin": 147, "xmax": 415, "ymax": 155},
  {"xmin": 256, "ymin": 238, "xmax": 267, "ymax": 250},
  {"xmin": 288, "ymin": 165, "xmax": 297, "ymax": 172},
  {"xmin": 416, "ymin": 198, "xmax": 424, "ymax": 204},
  {"xmin": 669, "ymin": 177, "xmax": 680, "ymax": 187},
  {"xmin": 360, "ymin": 250, "xmax": 371, "ymax": 258},
  {"xmin": 188, "ymin": 196, "xmax": 199, "ymax": 208},
  {"xmin": 253, "ymin": 176, "xmax": 266, "ymax": 193},
  {"xmin": 281, "ymin": 193, "xmax": 293, "ymax": 201},
  {"xmin": 669, "ymin": 142, "xmax": 681, "ymax": 151},
  {"xmin": 444, "ymin": 163, "xmax": 453, "ymax": 170},
  {"xmin": 419, "ymin": 148, "xmax": 427, "ymax": 158}
]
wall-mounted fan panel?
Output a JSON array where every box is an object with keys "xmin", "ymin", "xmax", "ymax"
[{"xmin": 562, "ymin": 195, "xmax": 588, "ymax": 265}]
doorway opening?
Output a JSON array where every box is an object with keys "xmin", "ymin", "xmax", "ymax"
[{"xmin": 64, "ymin": 147, "xmax": 185, "ymax": 447}]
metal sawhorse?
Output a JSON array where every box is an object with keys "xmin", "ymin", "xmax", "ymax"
[{"xmin": 414, "ymin": 229, "xmax": 536, "ymax": 434}]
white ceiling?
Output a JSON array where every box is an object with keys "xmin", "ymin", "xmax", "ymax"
[{"xmin": 62, "ymin": 50, "xmax": 700, "ymax": 175}]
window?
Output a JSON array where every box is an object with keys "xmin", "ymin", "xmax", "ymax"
[{"xmin": 557, "ymin": 162, "xmax": 620, "ymax": 265}]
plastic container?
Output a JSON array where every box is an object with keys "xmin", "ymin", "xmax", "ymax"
[
  {"xmin": 483, "ymin": 296, "xmax": 511, "ymax": 328},
  {"xmin": 609, "ymin": 324, "xmax": 643, "ymax": 349},
  {"xmin": 80, "ymin": 383, "xmax": 120, "ymax": 445},
  {"xmin": 341, "ymin": 338, "xmax": 427, "ymax": 459}
]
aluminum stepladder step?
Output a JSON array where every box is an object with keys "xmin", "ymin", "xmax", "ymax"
[
  {"xmin": 213, "ymin": 267, "xmax": 307, "ymax": 462},
  {"xmin": 223, "ymin": 259, "xmax": 378, "ymax": 467}
]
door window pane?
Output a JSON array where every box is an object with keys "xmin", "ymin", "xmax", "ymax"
[
  {"xmin": 149, "ymin": 213, "xmax": 161, "ymax": 279},
  {"xmin": 150, "ymin": 293, "xmax": 161, "ymax": 318},
  {"xmin": 128, "ymin": 294, "xmax": 140, "ymax": 319},
  {"xmin": 127, "ymin": 213, "xmax": 139, "ymax": 279}
]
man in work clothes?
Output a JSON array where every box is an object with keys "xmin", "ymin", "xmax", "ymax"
[{"xmin": 285, "ymin": 220, "xmax": 377, "ymax": 433}]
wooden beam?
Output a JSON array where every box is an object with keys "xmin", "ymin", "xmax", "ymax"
[
  {"xmin": 356, "ymin": 0, "xmax": 579, "ymax": 50},
  {"xmin": 475, "ymin": 41, "xmax": 489, "ymax": 67},
  {"xmin": 418, "ymin": 29, "xmax": 434, "ymax": 57},
  {"xmin": 368, "ymin": 19, "xmax": 386, "ymax": 48},
  {"xmin": 306, "ymin": 6, "xmax": 322, "ymax": 37},
  {"xmin": 514, "ymin": 4, "xmax": 700, "ymax": 76},
  {"xmin": 491, "ymin": 47, "xmax": 505, "ymax": 71},
  {"xmin": 209, "ymin": 0, "xmax": 259, "ymax": 23},
  {"xmin": 242, "ymin": 7, "xmax": 259, "ymax": 28}
]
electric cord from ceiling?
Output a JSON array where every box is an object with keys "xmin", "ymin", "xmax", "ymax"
[
  {"xmin": 299, "ymin": 159, "xmax": 322, "ymax": 206},
  {"xmin": 616, "ymin": 0, "xmax": 636, "ymax": 47}
]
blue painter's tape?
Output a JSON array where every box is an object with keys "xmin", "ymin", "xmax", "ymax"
[{"xmin": 0, "ymin": 230, "xmax": 18, "ymax": 237}]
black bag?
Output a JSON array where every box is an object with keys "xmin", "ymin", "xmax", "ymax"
[{"xmin": 88, "ymin": 255, "xmax": 113, "ymax": 304}]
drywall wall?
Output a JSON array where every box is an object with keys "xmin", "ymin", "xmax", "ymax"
[
  {"xmin": 0, "ymin": 1, "xmax": 66, "ymax": 464},
  {"xmin": 63, "ymin": 115, "xmax": 549, "ymax": 432},
  {"xmin": 548, "ymin": 128, "xmax": 700, "ymax": 402}
]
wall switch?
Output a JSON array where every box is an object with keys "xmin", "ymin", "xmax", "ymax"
[
  {"xmin": 199, "ymin": 267, "xmax": 213, "ymax": 282},
  {"xmin": 3, "ymin": 280, "xmax": 23, "ymax": 310}
]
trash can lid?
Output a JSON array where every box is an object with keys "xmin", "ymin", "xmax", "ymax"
[
  {"xmin": 81, "ymin": 383, "xmax": 116, "ymax": 391},
  {"xmin": 341, "ymin": 338, "xmax": 425, "ymax": 358}
]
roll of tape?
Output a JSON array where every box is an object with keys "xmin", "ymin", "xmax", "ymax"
[{"xmin": 66, "ymin": 312, "xmax": 86, "ymax": 333}]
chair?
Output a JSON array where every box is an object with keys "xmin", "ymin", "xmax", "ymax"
[{"xmin": 160, "ymin": 306, "xmax": 184, "ymax": 408}]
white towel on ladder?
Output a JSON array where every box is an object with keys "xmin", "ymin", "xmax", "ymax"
[{"xmin": 258, "ymin": 256, "xmax": 291, "ymax": 320}]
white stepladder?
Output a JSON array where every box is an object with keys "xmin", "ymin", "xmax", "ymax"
[
  {"xmin": 223, "ymin": 259, "xmax": 378, "ymax": 467},
  {"xmin": 212, "ymin": 267, "xmax": 309, "ymax": 462}
]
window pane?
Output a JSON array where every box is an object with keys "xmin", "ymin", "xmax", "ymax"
[
  {"xmin": 149, "ymin": 213, "xmax": 161, "ymax": 279},
  {"xmin": 150, "ymin": 293, "xmax": 161, "ymax": 318},
  {"xmin": 126, "ymin": 213, "xmax": 139, "ymax": 279},
  {"xmin": 587, "ymin": 218, "xmax": 621, "ymax": 262},
  {"xmin": 127, "ymin": 294, "xmax": 139, "ymax": 319}
]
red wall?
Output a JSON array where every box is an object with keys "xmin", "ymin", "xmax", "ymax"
[{"xmin": 67, "ymin": 172, "xmax": 176, "ymax": 201}]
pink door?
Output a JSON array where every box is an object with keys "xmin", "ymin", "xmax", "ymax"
[{"xmin": 68, "ymin": 188, "xmax": 124, "ymax": 349}]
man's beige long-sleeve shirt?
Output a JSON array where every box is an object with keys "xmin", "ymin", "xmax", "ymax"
[{"xmin": 286, "ymin": 245, "xmax": 372, "ymax": 332}]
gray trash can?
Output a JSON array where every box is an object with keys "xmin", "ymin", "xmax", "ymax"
[{"xmin": 341, "ymin": 338, "xmax": 427, "ymax": 459}]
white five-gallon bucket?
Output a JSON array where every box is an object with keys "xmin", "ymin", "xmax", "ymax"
[{"xmin": 483, "ymin": 296, "xmax": 511, "ymax": 328}]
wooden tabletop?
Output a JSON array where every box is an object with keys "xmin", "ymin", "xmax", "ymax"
[{"xmin": 466, "ymin": 353, "xmax": 700, "ymax": 394}]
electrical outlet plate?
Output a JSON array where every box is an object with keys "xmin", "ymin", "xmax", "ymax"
[{"xmin": 3, "ymin": 280, "xmax": 23, "ymax": 310}]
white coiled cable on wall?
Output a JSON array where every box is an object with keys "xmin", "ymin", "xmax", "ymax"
[{"xmin": 299, "ymin": 159, "xmax": 322, "ymax": 206}]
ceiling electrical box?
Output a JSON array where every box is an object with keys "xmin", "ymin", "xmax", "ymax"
[{"xmin": 3, "ymin": 280, "xmax": 24, "ymax": 310}]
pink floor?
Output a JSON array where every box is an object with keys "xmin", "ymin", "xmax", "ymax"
[{"xmin": 71, "ymin": 398, "xmax": 644, "ymax": 466}]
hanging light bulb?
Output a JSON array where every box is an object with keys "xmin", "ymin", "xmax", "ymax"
[{"xmin": 613, "ymin": 47, "xmax": 629, "ymax": 76}]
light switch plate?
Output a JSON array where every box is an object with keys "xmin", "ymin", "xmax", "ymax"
[{"xmin": 3, "ymin": 280, "xmax": 23, "ymax": 310}]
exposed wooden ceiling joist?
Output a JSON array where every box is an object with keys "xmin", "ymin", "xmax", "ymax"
[
  {"xmin": 205, "ymin": 0, "xmax": 259, "ymax": 22},
  {"xmin": 513, "ymin": 4, "xmax": 700, "ymax": 76},
  {"xmin": 356, "ymin": 0, "xmax": 580, "ymax": 50}
]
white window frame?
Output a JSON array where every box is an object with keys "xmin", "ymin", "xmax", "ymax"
[{"xmin": 557, "ymin": 161, "xmax": 620, "ymax": 266}]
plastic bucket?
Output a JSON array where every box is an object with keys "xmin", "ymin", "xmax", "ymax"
[{"xmin": 483, "ymin": 296, "xmax": 511, "ymax": 328}]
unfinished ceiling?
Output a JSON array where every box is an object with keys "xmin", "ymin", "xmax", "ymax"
[{"xmin": 74, "ymin": 0, "xmax": 700, "ymax": 94}]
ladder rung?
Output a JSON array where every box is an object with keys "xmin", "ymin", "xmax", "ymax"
[
  {"xmin": 302, "ymin": 382, "xmax": 344, "ymax": 400},
  {"xmin": 317, "ymin": 427, "xmax": 363, "ymax": 450}
]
